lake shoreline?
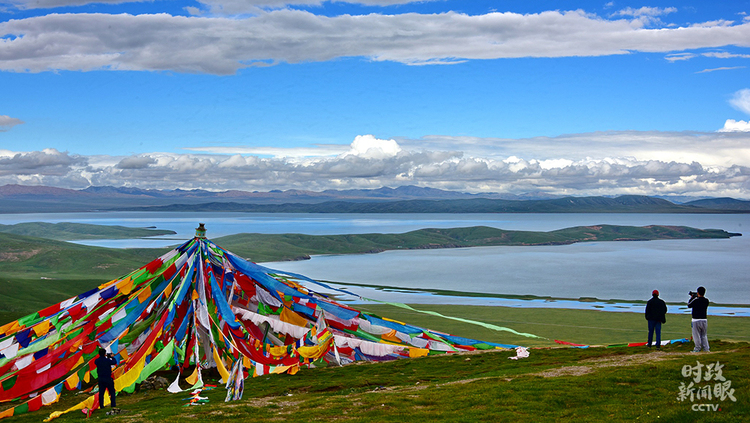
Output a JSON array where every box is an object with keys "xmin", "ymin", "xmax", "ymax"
[{"xmin": 315, "ymin": 280, "xmax": 750, "ymax": 317}]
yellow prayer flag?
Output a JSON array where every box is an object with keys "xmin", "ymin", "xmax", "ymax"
[
  {"xmin": 280, "ymin": 307, "xmax": 309, "ymax": 328},
  {"xmin": 116, "ymin": 277, "xmax": 134, "ymax": 295},
  {"xmin": 33, "ymin": 320, "xmax": 52, "ymax": 338},
  {"xmin": 185, "ymin": 366, "xmax": 199, "ymax": 385},
  {"xmin": 408, "ymin": 347, "xmax": 429, "ymax": 358},
  {"xmin": 381, "ymin": 329, "xmax": 401, "ymax": 343},
  {"xmin": 212, "ymin": 347, "xmax": 230, "ymax": 383},
  {"xmin": 0, "ymin": 407, "xmax": 15, "ymax": 419},
  {"xmin": 242, "ymin": 355, "xmax": 253, "ymax": 369},
  {"xmin": 382, "ymin": 316, "xmax": 407, "ymax": 325},
  {"xmin": 64, "ymin": 372, "xmax": 80, "ymax": 391},
  {"xmin": 0, "ymin": 320, "xmax": 19, "ymax": 336},
  {"xmin": 137, "ymin": 286, "xmax": 152, "ymax": 303},
  {"xmin": 268, "ymin": 345, "xmax": 288, "ymax": 357}
]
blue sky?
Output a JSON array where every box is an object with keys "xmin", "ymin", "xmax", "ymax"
[{"xmin": 1, "ymin": 0, "xmax": 750, "ymax": 198}]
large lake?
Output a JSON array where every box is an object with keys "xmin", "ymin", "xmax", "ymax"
[{"xmin": 2, "ymin": 212, "xmax": 748, "ymax": 307}]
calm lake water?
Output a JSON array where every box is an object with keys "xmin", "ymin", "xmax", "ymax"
[{"xmin": 2, "ymin": 212, "xmax": 748, "ymax": 307}]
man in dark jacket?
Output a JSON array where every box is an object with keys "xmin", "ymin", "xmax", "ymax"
[
  {"xmin": 688, "ymin": 286, "xmax": 710, "ymax": 352},
  {"xmin": 95, "ymin": 348, "xmax": 118, "ymax": 412},
  {"xmin": 645, "ymin": 289, "xmax": 667, "ymax": 349}
]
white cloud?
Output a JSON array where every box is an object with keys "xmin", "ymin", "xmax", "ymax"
[
  {"xmin": 402, "ymin": 131, "xmax": 750, "ymax": 168},
  {"xmin": 696, "ymin": 66, "xmax": 745, "ymax": 73},
  {"xmin": 719, "ymin": 119, "xmax": 750, "ymax": 132},
  {"xmin": 186, "ymin": 145, "xmax": 350, "ymax": 158},
  {"xmin": 197, "ymin": 0, "xmax": 434, "ymax": 15},
  {"xmin": 344, "ymin": 135, "xmax": 401, "ymax": 159},
  {"xmin": 610, "ymin": 6, "xmax": 677, "ymax": 27},
  {"xmin": 611, "ymin": 6, "xmax": 677, "ymax": 18},
  {"xmin": 729, "ymin": 88, "xmax": 750, "ymax": 115},
  {"xmin": 0, "ymin": 115, "xmax": 24, "ymax": 131},
  {"xmin": 116, "ymin": 155, "xmax": 157, "ymax": 169},
  {"xmin": 1, "ymin": 10, "xmax": 750, "ymax": 74},
  {"xmin": 2, "ymin": 131, "xmax": 750, "ymax": 198},
  {"xmin": 6, "ymin": 0, "xmax": 433, "ymax": 11},
  {"xmin": 702, "ymin": 51, "xmax": 750, "ymax": 59},
  {"xmin": 0, "ymin": 148, "xmax": 86, "ymax": 176},
  {"xmin": 665, "ymin": 53, "xmax": 696, "ymax": 62}
]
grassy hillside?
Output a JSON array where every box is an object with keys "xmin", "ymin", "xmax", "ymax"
[
  {"xmin": 685, "ymin": 197, "xmax": 750, "ymax": 211},
  {"xmin": 213, "ymin": 224, "xmax": 739, "ymax": 262},
  {"xmin": 0, "ymin": 222, "xmax": 175, "ymax": 240},
  {"xmin": 0, "ymin": 233, "xmax": 169, "ymax": 319},
  {"xmin": 0, "ymin": 233, "xmax": 168, "ymax": 278},
  {"xmin": 4, "ymin": 340, "xmax": 748, "ymax": 422}
]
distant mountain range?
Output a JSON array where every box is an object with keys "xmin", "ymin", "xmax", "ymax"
[{"xmin": 1, "ymin": 184, "xmax": 749, "ymax": 213}]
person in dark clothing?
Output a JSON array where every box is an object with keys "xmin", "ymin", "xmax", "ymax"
[
  {"xmin": 645, "ymin": 289, "xmax": 667, "ymax": 349},
  {"xmin": 94, "ymin": 348, "xmax": 118, "ymax": 411},
  {"xmin": 688, "ymin": 286, "xmax": 710, "ymax": 352}
]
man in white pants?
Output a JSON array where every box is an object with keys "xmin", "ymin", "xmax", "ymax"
[{"xmin": 687, "ymin": 286, "xmax": 709, "ymax": 352}]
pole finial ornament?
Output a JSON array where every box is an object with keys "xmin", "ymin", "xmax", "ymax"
[{"xmin": 195, "ymin": 223, "xmax": 207, "ymax": 239}]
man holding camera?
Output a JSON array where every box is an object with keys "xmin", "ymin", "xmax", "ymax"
[
  {"xmin": 95, "ymin": 348, "xmax": 119, "ymax": 413},
  {"xmin": 688, "ymin": 286, "xmax": 710, "ymax": 352}
]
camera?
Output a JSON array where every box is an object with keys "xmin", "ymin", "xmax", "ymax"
[{"xmin": 689, "ymin": 291, "xmax": 697, "ymax": 297}]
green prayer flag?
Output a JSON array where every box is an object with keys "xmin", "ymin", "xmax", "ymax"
[{"xmin": 366, "ymin": 299, "xmax": 546, "ymax": 339}]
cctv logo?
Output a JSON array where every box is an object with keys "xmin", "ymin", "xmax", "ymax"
[{"xmin": 692, "ymin": 404, "xmax": 720, "ymax": 412}]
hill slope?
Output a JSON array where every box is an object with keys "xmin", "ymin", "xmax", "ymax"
[
  {"xmin": 685, "ymin": 197, "xmax": 750, "ymax": 211},
  {"xmin": 214, "ymin": 224, "xmax": 740, "ymax": 262},
  {"xmin": 0, "ymin": 222, "xmax": 175, "ymax": 240}
]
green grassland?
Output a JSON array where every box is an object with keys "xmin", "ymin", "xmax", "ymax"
[
  {"xmin": 213, "ymin": 224, "xmax": 739, "ymax": 262},
  {"xmin": 0, "ymin": 222, "xmax": 175, "ymax": 241},
  {"xmin": 4, "ymin": 341, "xmax": 748, "ymax": 422},
  {"xmin": 0, "ymin": 233, "xmax": 168, "ymax": 321}
]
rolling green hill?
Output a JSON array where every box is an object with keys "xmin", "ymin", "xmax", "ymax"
[
  {"xmin": 0, "ymin": 233, "xmax": 169, "ymax": 320},
  {"xmin": 0, "ymin": 222, "xmax": 175, "ymax": 240},
  {"xmin": 213, "ymin": 224, "xmax": 740, "ymax": 262}
]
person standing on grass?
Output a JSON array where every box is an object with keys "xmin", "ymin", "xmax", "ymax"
[
  {"xmin": 688, "ymin": 286, "xmax": 710, "ymax": 352},
  {"xmin": 95, "ymin": 348, "xmax": 118, "ymax": 412},
  {"xmin": 645, "ymin": 289, "xmax": 667, "ymax": 349}
]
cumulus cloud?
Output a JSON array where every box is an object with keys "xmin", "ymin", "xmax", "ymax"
[
  {"xmin": 1, "ymin": 10, "xmax": 750, "ymax": 74},
  {"xmin": 116, "ymin": 155, "xmax": 157, "ymax": 169},
  {"xmin": 0, "ymin": 148, "xmax": 87, "ymax": 176},
  {"xmin": 186, "ymin": 145, "xmax": 349, "ymax": 158},
  {"xmin": 611, "ymin": 6, "xmax": 678, "ymax": 18},
  {"xmin": 0, "ymin": 115, "xmax": 24, "ymax": 131},
  {"xmin": 719, "ymin": 119, "xmax": 750, "ymax": 132},
  {"xmin": 195, "ymin": 0, "xmax": 434, "ymax": 15},
  {"xmin": 5, "ymin": 0, "xmax": 139, "ymax": 10},
  {"xmin": 344, "ymin": 135, "xmax": 401, "ymax": 159},
  {"xmin": 2, "ymin": 132, "xmax": 750, "ymax": 198},
  {"xmin": 729, "ymin": 88, "xmax": 750, "ymax": 115},
  {"xmin": 7, "ymin": 0, "xmax": 432, "ymax": 11},
  {"xmin": 401, "ymin": 131, "xmax": 750, "ymax": 168},
  {"xmin": 610, "ymin": 6, "xmax": 677, "ymax": 27}
]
